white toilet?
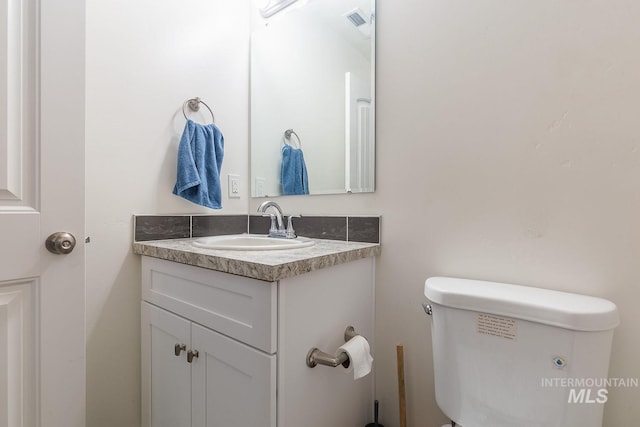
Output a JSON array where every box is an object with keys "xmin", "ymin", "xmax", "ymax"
[{"xmin": 424, "ymin": 277, "xmax": 619, "ymax": 427}]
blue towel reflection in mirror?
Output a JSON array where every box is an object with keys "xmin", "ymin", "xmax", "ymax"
[
  {"xmin": 173, "ymin": 119, "xmax": 224, "ymax": 208},
  {"xmin": 281, "ymin": 144, "xmax": 309, "ymax": 195}
]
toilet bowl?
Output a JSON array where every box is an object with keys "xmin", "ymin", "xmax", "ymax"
[{"xmin": 424, "ymin": 277, "xmax": 619, "ymax": 427}]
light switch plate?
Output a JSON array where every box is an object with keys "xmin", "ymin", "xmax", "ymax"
[
  {"xmin": 255, "ymin": 177, "xmax": 266, "ymax": 197},
  {"xmin": 228, "ymin": 174, "xmax": 240, "ymax": 198}
]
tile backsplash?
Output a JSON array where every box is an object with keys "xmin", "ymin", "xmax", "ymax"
[
  {"xmin": 134, "ymin": 215, "xmax": 190, "ymax": 242},
  {"xmin": 192, "ymin": 215, "xmax": 248, "ymax": 238},
  {"xmin": 134, "ymin": 214, "xmax": 380, "ymax": 243}
]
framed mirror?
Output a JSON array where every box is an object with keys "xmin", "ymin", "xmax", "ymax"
[{"xmin": 250, "ymin": 0, "xmax": 376, "ymax": 197}]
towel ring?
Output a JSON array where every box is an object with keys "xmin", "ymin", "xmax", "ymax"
[
  {"xmin": 182, "ymin": 97, "xmax": 215, "ymax": 124},
  {"xmin": 283, "ymin": 129, "xmax": 301, "ymax": 148}
]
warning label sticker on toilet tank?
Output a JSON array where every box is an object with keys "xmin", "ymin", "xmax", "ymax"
[{"xmin": 477, "ymin": 313, "xmax": 518, "ymax": 341}]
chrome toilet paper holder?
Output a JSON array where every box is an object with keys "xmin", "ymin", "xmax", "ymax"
[{"xmin": 306, "ymin": 326, "xmax": 361, "ymax": 369}]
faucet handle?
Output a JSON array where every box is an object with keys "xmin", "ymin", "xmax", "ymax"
[
  {"xmin": 261, "ymin": 213, "xmax": 278, "ymax": 235},
  {"xmin": 285, "ymin": 215, "xmax": 301, "ymax": 239}
]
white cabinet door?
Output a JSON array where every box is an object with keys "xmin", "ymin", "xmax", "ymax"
[
  {"xmin": 191, "ymin": 323, "xmax": 276, "ymax": 427},
  {"xmin": 142, "ymin": 302, "xmax": 192, "ymax": 427}
]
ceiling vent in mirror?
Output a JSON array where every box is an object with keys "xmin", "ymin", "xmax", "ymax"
[{"xmin": 344, "ymin": 8, "xmax": 371, "ymax": 37}]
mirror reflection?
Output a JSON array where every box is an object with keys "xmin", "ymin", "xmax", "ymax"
[{"xmin": 250, "ymin": 0, "xmax": 376, "ymax": 197}]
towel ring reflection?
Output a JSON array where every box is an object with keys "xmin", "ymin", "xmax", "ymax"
[
  {"xmin": 182, "ymin": 97, "xmax": 215, "ymax": 124},
  {"xmin": 283, "ymin": 129, "xmax": 301, "ymax": 148}
]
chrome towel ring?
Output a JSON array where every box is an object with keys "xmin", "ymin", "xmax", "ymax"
[
  {"xmin": 283, "ymin": 128, "xmax": 301, "ymax": 148},
  {"xmin": 182, "ymin": 97, "xmax": 215, "ymax": 124}
]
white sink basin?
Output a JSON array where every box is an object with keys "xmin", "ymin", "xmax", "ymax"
[{"xmin": 192, "ymin": 234, "xmax": 315, "ymax": 251}]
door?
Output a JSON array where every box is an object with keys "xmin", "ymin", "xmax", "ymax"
[
  {"xmin": 191, "ymin": 323, "xmax": 276, "ymax": 427},
  {"xmin": 0, "ymin": 0, "xmax": 85, "ymax": 426},
  {"xmin": 141, "ymin": 302, "xmax": 192, "ymax": 427}
]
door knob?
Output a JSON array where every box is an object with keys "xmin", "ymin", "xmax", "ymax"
[{"xmin": 45, "ymin": 232, "xmax": 77, "ymax": 255}]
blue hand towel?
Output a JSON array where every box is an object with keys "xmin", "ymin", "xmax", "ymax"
[
  {"xmin": 281, "ymin": 144, "xmax": 309, "ymax": 195},
  {"xmin": 173, "ymin": 119, "xmax": 224, "ymax": 209}
]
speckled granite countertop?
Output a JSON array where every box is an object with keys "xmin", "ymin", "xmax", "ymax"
[{"xmin": 132, "ymin": 238, "xmax": 381, "ymax": 282}]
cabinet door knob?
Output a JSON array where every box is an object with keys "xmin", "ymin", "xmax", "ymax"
[
  {"xmin": 187, "ymin": 349, "xmax": 199, "ymax": 363},
  {"xmin": 174, "ymin": 344, "xmax": 186, "ymax": 356}
]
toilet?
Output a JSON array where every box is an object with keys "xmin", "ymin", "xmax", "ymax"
[{"xmin": 424, "ymin": 277, "xmax": 619, "ymax": 427}]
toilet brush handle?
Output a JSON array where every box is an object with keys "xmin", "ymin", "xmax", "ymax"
[{"xmin": 397, "ymin": 345, "xmax": 406, "ymax": 427}]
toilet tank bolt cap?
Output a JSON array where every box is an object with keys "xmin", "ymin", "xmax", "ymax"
[{"xmin": 422, "ymin": 303, "xmax": 433, "ymax": 316}]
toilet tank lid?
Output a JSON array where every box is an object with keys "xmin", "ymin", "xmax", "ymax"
[{"xmin": 424, "ymin": 277, "xmax": 619, "ymax": 331}]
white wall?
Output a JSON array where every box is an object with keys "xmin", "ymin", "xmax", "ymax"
[
  {"xmin": 85, "ymin": 0, "xmax": 249, "ymax": 425},
  {"xmin": 377, "ymin": 1, "xmax": 640, "ymax": 424},
  {"xmin": 85, "ymin": 0, "xmax": 640, "ymax": 426}
]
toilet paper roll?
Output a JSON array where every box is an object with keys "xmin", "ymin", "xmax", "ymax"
[{"xmin": 338, "ymin": 335, "xmax": 373, "ymax": 380}]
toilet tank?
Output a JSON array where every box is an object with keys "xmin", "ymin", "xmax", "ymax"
[{"xmin": 424, "ymin": 277, "xmax": 619, "ymax": 427}]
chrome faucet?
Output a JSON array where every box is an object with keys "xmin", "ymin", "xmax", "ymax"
[{"xmin": 257, "ymin": 201, "xmax": 299, "ymax": 239}]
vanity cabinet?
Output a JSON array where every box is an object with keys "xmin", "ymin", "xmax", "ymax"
[
  {"xmin": 141, "ymin": 256, "xmax": 277, "ymax": 427},
  {"xmin": 140, "ymin": 252, "xmax": 374, "ymax": 427}
]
